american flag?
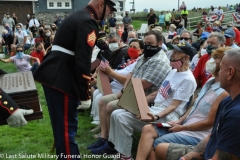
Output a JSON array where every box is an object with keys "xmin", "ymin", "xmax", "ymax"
[
  {"xmin": 100, "ymin": 56, "xmax": 109, "ymax": 69},
  {"xmin": 203, "ymin": 67, "xmax": 211, "ymax": 78},
  {"xmin": 159, "ymin": 80, "xmax": 172, "ymax": 99}
]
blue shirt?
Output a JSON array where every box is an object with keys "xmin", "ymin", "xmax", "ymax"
[
  {"xmin": 108, "ymin": 18, "xmax": 117, "ymax": 27},
  {"xmin": 159, "ymin": 15, "xmax": 165, "ymax": 24},
  {"xmin": 205, "ymin": 94, "xmax": 240, "ymax": 159}
]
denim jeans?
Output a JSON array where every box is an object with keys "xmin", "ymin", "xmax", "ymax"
[
  {"xmin": 24, "ymin": 44, "xmax": 31, "ymax": 50},
  {"xmin": 30, "ymin": 62, "xmax": 39, "ymax": 73},
  {"xmin": 153, "ymin": 131, "xmax": 201, "ymax": 147},
  {"xmin": 42, "ymin": 85, "xmax": 81, "ymax": 160}
]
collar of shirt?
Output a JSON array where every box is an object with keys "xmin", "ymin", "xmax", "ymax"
[{"xmin": 86, "ymin": 5, "xmax": 98, "ymax": 20}]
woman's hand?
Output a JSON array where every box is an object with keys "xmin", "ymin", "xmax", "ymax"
[{"xmin": 100, "ymin": 65, "xmax": 113, "ymax": 75}]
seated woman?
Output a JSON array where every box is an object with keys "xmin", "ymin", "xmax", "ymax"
[
  {"xmin": 167, "ymin": 24, "xmax": 177, "ymax": 40},
  {"xmin": 0, "ymin": 45, "xmax": 40, "ymax": 73},
  {"xmin": 212, "ymin": 21, "xmax": 221, "ymax": 32},
  {"xmin": 136, "ymin": 47, "xmax": 230, "ymax": 160},
  {"xmin": 90, "ymin": 39, "xmax": 144, "ymax": 126},
  {"xmin": 11, "ymin": 23, "xmax": 31, "ymax": 55},
  {"xmin": 30, "ymin": 42, "xmax": 46, "ymax": 63},
  {"xmin": 193, "ymin": 22, "xmax": 203, "ymax": 38}
]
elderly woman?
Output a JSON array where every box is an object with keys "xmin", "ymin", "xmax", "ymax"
[
  {"xmin": 0, "ymin": 46, "xmax": 40, "ymax": 73},
  {"xmin": 136, "ymin": 47, "xmax": 230, "ymax": 160}
]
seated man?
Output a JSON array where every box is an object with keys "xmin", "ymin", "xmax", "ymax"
[
  {"xmin": 224, "ymin": 28, "xmax": 239, "ymax": 48},
  {"xmin": 91, "ymin": 41, "xmax": 197, "ymax": 159},
  {"xmin": 87, "ymin": 30, "xmax": 172, "ymax": 155},
  {"xmin": 194, "ymin": 32, "xmax": 225, "ymax": 88},
  {"xmin": 155, "ymin": 48, "xmax": 240, "ymax": 160},
  {"xmin": 136, "ymin": 47, "xmax": 229, "ymax": 160}
]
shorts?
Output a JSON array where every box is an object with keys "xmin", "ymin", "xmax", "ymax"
[
  {"xmin": 165, "ymin": 21, "xmax": 170, "ymax": 26},
  {"xmin": 166, "ymin": 143, "xmax": 194, "ymax": 160},
  {"xmin": 101, "ymin": 94, "xmax": 120, "ymax": 109},
  {"xmin": 24, "ymin": 44, "xmax": 31, "ymax": 50}
]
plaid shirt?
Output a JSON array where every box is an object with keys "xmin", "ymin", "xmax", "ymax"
[{"xmin": 131, "ymin": 50, "xmax": 171, "ymax": 95}]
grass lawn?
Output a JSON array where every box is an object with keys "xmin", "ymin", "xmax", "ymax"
[
  {"xmin": 132, "ymin": 20, "xmax": 147, "ymax": 30},
  {"xmin": 0, "ymin": 54, "xmax": 139, "ymax": 160}
]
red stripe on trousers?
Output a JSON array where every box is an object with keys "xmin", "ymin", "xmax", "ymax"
[{"xmin": 64, "ymin": 95, "xmax": 71, "ymax": 160}]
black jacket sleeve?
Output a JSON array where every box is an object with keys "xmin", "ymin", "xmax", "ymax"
[{"xmin": 74, "ymin": 20, "xmax": 99, "ymax": 101}]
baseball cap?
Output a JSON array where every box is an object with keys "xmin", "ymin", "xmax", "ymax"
[
  {"xmin": 200, "ymin": 32, "xmax": 210, "ymax": 40},
  {"xmin": 171, "ymin": 41, "xmax": 194, "ymax": 60},
  {"xmin": 107, "ymin": 0, "xmax": 117, "ymax": 12},
  {"xmin": 227, "ymin": 21, "xmax": 233, "ymax": 27},
  {"xmin": 224, "ymin": 28, "xmax": 236, "ymax": 38}
]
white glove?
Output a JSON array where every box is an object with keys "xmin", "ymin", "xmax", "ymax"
[
  {"xmin": 77, "ymin": 99, "xmax": 91, "ymax": 110},
  {"xmin": 6, "ymin": 109, "xmax": 34, "ymax": 127}
]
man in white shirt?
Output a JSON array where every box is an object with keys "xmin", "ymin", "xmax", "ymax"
[{"xmin": 29, "ymin": 14, "xmax": 40, "ymax": 38}]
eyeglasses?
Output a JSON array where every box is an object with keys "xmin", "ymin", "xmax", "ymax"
[
  {"xmin": 17, "ymin": 50, "xmax": 23, "ymax": 52},
  {"xmin": 180, "ymin": 37, "xmax": 191, "ymax": 41}
]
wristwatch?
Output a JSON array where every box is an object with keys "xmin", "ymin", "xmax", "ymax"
[{"xmin": 155, "ymin": 115, "xmax": 160, "ymax": 120}]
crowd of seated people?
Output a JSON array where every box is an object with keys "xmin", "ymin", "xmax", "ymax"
[{"xmin": 82, "ymin": 17, "xmax": 240, "ymax": 160}]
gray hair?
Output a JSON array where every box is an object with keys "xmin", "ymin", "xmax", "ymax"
[
  {"xmin": 224, "ymin": 49, "xmax": 240, "ymax": 68},
  {"xmin": 107, "ymin": 32, "xmax": 121, "ymax": 40},
  {"xmin": 180, "ymin": 30, "xmax": 193, "ymax": 40},
  {"xmin": 208, "ymin": 32, "xmax": 226, "ymax": 45},
  {"xmin": 128, "ymin": 31, "xmax": 137, "ymax": 38}
]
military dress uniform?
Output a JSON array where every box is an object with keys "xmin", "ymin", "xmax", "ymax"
[
  {"xmin": 33, "ymin": 5, "xmax": 100, "ymax": 160},
  {"xmin": 0, "ymin": 88, "xmax": 19, "ymax": 120}
]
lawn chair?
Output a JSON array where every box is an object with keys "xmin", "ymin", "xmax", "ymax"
[{"xmin": 137, "ymin": 23, "xmax": 148, "ymax": 39}]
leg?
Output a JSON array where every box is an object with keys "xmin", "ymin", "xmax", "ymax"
[
  {"xmin": 42, "ymin": 85, "xmax": 80, "ymax": 160},
  {"xmin": 91, "ymin": 89, "xmax": 102, "ymax": 121},
  {"xmin": 108, "ymin": 109, "xmax": 147, "ymax": 157},
  {"xmin": 147, "ymin": 148, "xmax": 156, "ymax": 160},
  {"xmin": 155, "ymin": 143, "xmax": 194, "ymax": 160},
  {"xmin": 153, "ymin": 133, "xmax": 201, "ymax": 147},
  {"xmin": 99, "ymin": 94, "xmax": 118, "ymax": 139},
  {"xmin": 135, "ymin": 124, "xmax": 159, "ymax": 160},
  {"xmin": 155, "ymin": 143, "xmax": 170, "ymax": 160},
  {"xmin": 105, "ymin": 99, "xmax": 119, "ymax": 133}
]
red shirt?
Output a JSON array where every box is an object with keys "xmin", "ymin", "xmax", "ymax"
[
  {"xmin": 31, "ymin": 51, "xmax": 44, "ymax": 63},
  {"xmin": 233, "ymin": 27, "xmax": 240, "ymax": 45},
  {"xmin": 193, "ymin": 54, "xmax": 212, "ymax": 87},
  {"xmin": 35, "ymin": 37, "xmax": 43, "ymax": 43}
]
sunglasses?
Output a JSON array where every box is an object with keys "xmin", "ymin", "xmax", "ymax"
[
  {"xmin": 17, "ymin": 50, "xmax": 23, "ymax": 52},
  {"xmin": 180, "ymin": 37, "xmax": 190, "ymax": 41}
]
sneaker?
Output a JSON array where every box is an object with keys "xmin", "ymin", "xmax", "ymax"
[
  {"xmin": 91, "ymin": 142, "xmax": 118, "ymax": 155},
  {"xmin": 91, "ymin": 120, "xmax": 100, "ymax": 125},
  {"xmin": 86, "ymin": 137, "xmax": 107, "ymax": 150}
]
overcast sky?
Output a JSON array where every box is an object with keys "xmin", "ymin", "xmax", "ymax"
[{"xmin": 125, "ymin": 0, "xmax": 239, "ymax": 12}]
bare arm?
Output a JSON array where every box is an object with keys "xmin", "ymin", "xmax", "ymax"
[
  {"xmin": 30, "ymin": 56, "xmax": 40, "ymax": 65},
  {"xmin": 157, "ymin": 99, "xmax": 182, "ymax": 118},
  {"xmin": 0, "ymin": 58, "xmax": 13, "ymax": 63},
  {"xmin": 108, "ymin": 70, "xmax": 127, "ymax": 85},
  {"xmin": 23, "ymin": 36, "xmax": 27, "ymax": 45},
  {"xmin": 146, "ymin": 90, "xmax": 158, "ymax": 103}
]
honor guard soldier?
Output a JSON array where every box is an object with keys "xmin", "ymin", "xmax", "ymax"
[
  {"xmin": 33, "ymin": 0, "xmax": 117, "ymax": 159},
  {"xmin": 0, "ymin": 70, "xmax": 33, "ymax": 127},
  {"xmin": 0, "ymin": 88, "xmax": 33, "ymax": 127}
]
